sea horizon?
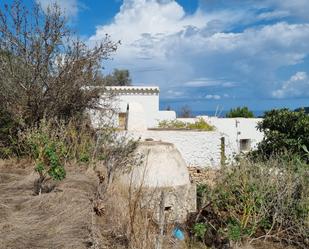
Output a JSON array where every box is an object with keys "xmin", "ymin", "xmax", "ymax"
[{"xmin": 177, "ymin": 110, "xmax": 266, "ymax": 118}]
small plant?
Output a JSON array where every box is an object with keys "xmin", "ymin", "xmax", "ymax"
[
  {"xmin": 158, "ymin": 118, "xmax": 214, "ymax": 131},
  {"xmin": 19, "ymin": 119, "xmax": 68, "ymax": 194},
  {"xmin": 193, "ymin": 223, "xmax": 207, "ymax": 241}
]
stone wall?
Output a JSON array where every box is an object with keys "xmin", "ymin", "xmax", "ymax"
[{"xmin": 128, "ymin": 130, "xmax": 223, "ymax": 168}]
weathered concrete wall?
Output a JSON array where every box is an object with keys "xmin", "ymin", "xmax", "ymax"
[
  {"xmin": 201, "ymin": 117, "xmax": 264, "ymax": 156},
  {"xmin": 129, "ymin": 130, "xmax": 222, "ymax": 168},
  {"xmin": 122, "ymin": 141, "xmax": 196, "ymax": 223}
]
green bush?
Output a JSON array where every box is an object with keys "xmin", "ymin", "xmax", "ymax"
[
  {"xmin": 254, "ymin": 108, "xmax": 309, "ymax": 162},
  {"xmin": 226, "ymin": 106, "xmax": 254, "ymax": 118},
  {"xmin": 158, "ymin": 118, "xmax": 214, "ymax": 131},
  {"xmin": 190, "ymin": 158, "xmax": 309, "ymax": 247},
  {"xmin": 19, "ymin": 119, "xmax": 68, "ymax": 194}
]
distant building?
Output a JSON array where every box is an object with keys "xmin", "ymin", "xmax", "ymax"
[
  {"xmin": 202, "ymin": 116, "xmax": 264, "ymax": 155},
  {"xmin": 90, "ymin": 86, "xmax": 175, "ymax": 130},
  {"xmin": 90, "ymin": 85, "xmax": 264, "ymax": 167}
]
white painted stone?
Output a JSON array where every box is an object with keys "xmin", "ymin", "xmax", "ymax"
[
  {"xmin": 126, "ymin": 102, "xmax": 147, "ymax": 131},
  {"xmin": 129, "ymin": 130, "xmax": 222, "ymax": 168},
  {"xmin": 200, "ymin": 117, "xmax": 264, "ymax": 156},
  {"xmin": 92, "ymin": 86, "xmax": 176, "ymax": 129},
  {"xmin": 128, "ymin": 141, "xmax": 191, "ymax": 187}
]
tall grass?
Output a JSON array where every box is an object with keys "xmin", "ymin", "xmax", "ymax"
[{"xmin": 189, "ymin": 157, "xmax": 309, "ymax": 248}]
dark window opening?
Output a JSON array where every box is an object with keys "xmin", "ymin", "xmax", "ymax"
[
  {"xmin": 240, "ymin": 139, "xmax": 251, "ymax": 151},
  {"xmin": 164, "ymin": 206, "xmax": 172, "ymax": 211}
]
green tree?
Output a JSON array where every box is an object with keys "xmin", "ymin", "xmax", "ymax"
[
  {"xmin": 226, "ymin": 106, "xmax": 254, "ymax": 118},
  {"xmin": 104, "ymin": 69, "xmax": 132, "ymax": 86},
  {"xmin": 295, "ymin": 107, "xmax": 309, "ymax": 114},
  {"xmin": 255, "ymin": 108, "xmax": 309, "ymax": 161}
]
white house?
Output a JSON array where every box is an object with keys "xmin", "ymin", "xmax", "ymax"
[
  {"xmin": 200, "ymin": 116, "xmax": 264, "ymax": 155},
  {"xmin": 102, "ymin": 86, "xmax": 176, "ymax": 130},
  {"xmin": 90, "ymin": 85, "xmax": 264, "ymax": 167}
]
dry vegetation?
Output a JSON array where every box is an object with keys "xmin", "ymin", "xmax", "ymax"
[
  {"xmin": 0, "ymin": 160, "xmax": 101, "ymax": 249},
  {"xmin": 0, "ymin": 160, "xmax": 181, "ymax": 249}
]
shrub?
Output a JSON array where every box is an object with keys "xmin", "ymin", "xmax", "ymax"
[
  {"xmin": 0, "ymin": 108, "xmax": 19, "ymax": 157},
  {"xmin": 189, "ymin": 158, "xmax": 309, "ymax": 248},
  {"xmin": 158, "ymin": 118, "xmax": 214, "ymax": 131},
  {"xmin": 226, "ymin": 106, "xmax": 254, "ymax": 118},
  {"xmin": 19, "ymin": 119, "xmax": 68, "ymax": 194},
  {"xmin": 254, "ymin": 108, "xmax": 309, "ymax": 162}
]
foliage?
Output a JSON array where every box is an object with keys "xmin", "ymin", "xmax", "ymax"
[
  {"xmin": 193, "ymin": 223, "xmax": 207, "ymax": 241},
  {"xmin": 103, "ymin": 69, "xmax": 132, "ymax": 86},
  {"xmin": 95, "ymin": 128, "xmax": 139, "ymax": 195},
  {"xmin": 0, "ymin": 107, "xmax": 19, "ymax": 157},
  {"xmin": 254, "ymin": 108, "xmax": 309, "ymax": 162},
  {"xmin": 226, "ymin": 106, "xmax": 254, "ymax": 118},
  {"xmin": 0, "ymin": 0, "xmax": 117, "ymax": 126},
  {"xmin": 19, "ymin": 119, "xmax": 68, "ymax": 194},
  {"xmin": 189, "ymin": 158, "xmax": 309, "ymax": 248},
  {"xmin": 179, "ymin": 105, "xmax": 193, "ymax": 118},
  {"xmin": 295, "ymin": 107, "xmax": 309, "ymax": 114},
  {"xmin": 158, "ymin": 118, "xmax": 214, "ymax": 131}
]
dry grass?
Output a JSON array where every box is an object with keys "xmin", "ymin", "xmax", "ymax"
[
  {"xmin": 97, "ymin": 179, "xmax": 187, "ymax": 249},
  {"xmin": 0, "ymin": 159, "xmax": 104, "ymax": 249}
]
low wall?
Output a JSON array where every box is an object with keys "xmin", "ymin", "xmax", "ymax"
[{"xmin": 128, "ymin": 130, "xmax": 222, "ymax": 168}]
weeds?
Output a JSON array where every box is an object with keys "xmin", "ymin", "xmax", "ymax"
[
  {"xmin": 158, "ymin": 118, "xmax": 214, "ymax": 131},
  {"xmin": 18, "ymin": 119, "xmax": 68, "ymax": 194},
  {"xmin": 189, "ymin": 157, "xmax": 309, "ymax": 248}
]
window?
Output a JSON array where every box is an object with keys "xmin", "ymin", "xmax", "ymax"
[
  {"xmin": 239, "ymin": 139, "xmax": 251, "ymax": 152},
  {"xmin": 118, "ymin": 113, "xmax": 127, "ymax": 130}
]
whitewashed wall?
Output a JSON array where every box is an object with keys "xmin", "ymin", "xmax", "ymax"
[
  {"xmin": 128, "ymin": 130, "xmax": 223, "ymax": 168},
  {"xmin": 201, "ymin": 117, "xmax": 264, "ymax": 156}
]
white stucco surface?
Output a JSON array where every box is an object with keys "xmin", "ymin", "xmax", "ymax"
[
  {"xmin": 200, "ymin": 117, "xmax": 264, "ymax": 156},
  {"xmin": 125, "ymin": 102, "xmax": 146, "ymax": 131},
  {"xmin": 129, "ymin": 130, "xmax": 222, "ymax": 168},
  {"xmin": 93, "ymin": 86, "xmax": 176, "ymax": 129},
  {"xmin": 127, "ymin": 141, "xmax": 191, "ymax": 187}
]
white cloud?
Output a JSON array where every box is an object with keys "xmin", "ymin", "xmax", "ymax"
[
  {"xmin": 167, "ymin": 89, "xmax": 184, "ymax": 98},
  {"xmin": 257, "ymin": 10, "xmax": 290, "ymax": 20},
  {"xmin": 267, "ymin": 0, "xmax": 309, "ymax": 20},
  {"xmin": 36, "ymin": 0, "xmax": 79, "ymax": 18},
  {"xmin": 184, "ymin": 78, "xmax": 236, "ymax": 87},
  {"xmin": 88, "ymin": 0, "xmax": 309, "ymax": 100},
  {"xmin": 272, "ymin": 72, "xmax": 309, "ymax": 98},
  {"xmin": 205, "ymin": 94, "xmax": 221, "ymax": 100}
]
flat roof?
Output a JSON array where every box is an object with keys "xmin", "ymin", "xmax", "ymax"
[{"xmin": 105, "ymin": 86, "xmax": 160, "ymax": 94}]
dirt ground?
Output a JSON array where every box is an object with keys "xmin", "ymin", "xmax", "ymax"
[
  {"xmin": 0, "ymin": 160, "xmax": 299, "ymax": 249},
  {"xmin": 0, "ymin": 159, "xmax": 107, "ymax": 249}
]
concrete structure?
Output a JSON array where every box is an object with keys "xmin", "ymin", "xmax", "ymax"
[
  {"xmin": 90, "ymin": 86, "xmax": 264, "ymax": 167},
  {"xmin": 129, "ymin": 130, "xmax": 222, "ymax": 167},
  {"xmin": 128, "ymin": 117, "xmax": 264, "ymax": 168},
  {"xmin": 200, "ymin": 116, "xmax": 264, "ymax": 156},
  {"xmin": 123, "ymin": 141, "xmax": 196, "ymax": 222},
  {"xmin": 105, "ymin": 86, "xmax": 176, "ymax": 130}
]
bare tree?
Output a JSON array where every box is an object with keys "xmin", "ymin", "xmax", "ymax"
[
  {"xmin": 0, "ymin": 0, "xmax": 119, "ymax": 125},
  {"xmin": 179, "ymin": 105, "xmax": 193, "ymax": 118}
]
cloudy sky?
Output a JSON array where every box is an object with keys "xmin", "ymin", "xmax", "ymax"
[{"xmin": 36, "ymin": 0, "xmax": 309, "ymax": 112}]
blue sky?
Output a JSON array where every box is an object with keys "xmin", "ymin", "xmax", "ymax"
[{"xmin": 29, "ymin": 1, "xmax": 309, "ymax": 111}]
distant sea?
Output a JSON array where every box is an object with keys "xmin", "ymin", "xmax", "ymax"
[{"xmin": 177, "ymin": 110, "xmax": 266, "ymax": 118}]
